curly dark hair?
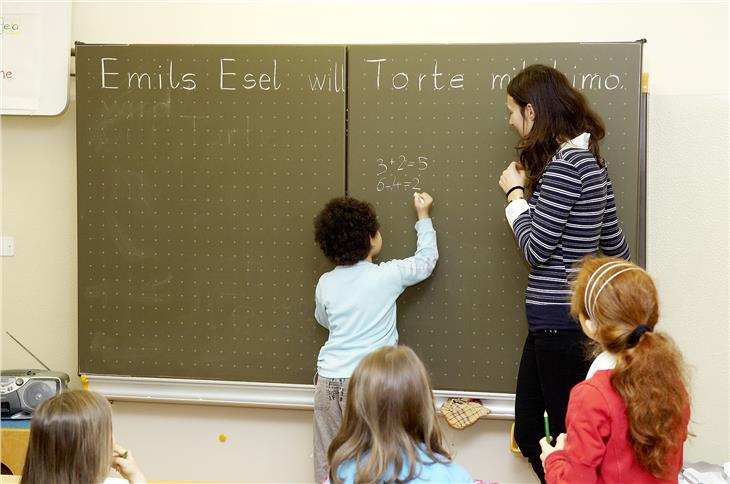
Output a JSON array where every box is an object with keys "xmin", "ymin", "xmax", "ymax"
[{"xmin": 314, "ymin": 197, "xmax": 380, "ymax": 266}]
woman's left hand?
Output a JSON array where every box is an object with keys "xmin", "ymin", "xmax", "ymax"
[
  {"xmin": 499, "ymin": 162, "xmax": 527, "ymax": 194},
  {"xmin": 539, "ymin": 432, "xmax": 567, "ymax": 466}
]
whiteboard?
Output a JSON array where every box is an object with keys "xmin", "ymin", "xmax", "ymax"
[{"xmin": 0, "ymin": 1, "xmax": 71, "ymax": 115}]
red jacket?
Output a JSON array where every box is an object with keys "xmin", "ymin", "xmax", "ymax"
[{"xmin": 545, "ymin": 370, "xmax": 689, "ymax": 483}]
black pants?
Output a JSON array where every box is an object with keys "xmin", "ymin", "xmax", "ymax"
[{"xmin": 514, "ymin": 330, "xmax": 593, "ymax": 483}]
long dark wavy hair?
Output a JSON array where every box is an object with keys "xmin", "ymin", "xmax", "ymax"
[{"xmin": 507, "ymin": 64, "xmax": 606, "ymax": 191}]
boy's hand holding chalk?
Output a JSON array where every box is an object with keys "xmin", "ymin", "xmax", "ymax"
[{"xmin": 413, "ymin": 191, "xmax": 433, "ymax": 220}]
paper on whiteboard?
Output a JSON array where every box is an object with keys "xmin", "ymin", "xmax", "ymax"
[{"xmin": 0, "ymin": 12, "xmax": 41, "ymax": 110}]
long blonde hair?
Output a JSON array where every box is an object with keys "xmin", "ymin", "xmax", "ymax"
[
  {"xmin": 571, "ymin": 257, "xmax": 689, "ymax": 478},
  {"xmin": 21, "ymin": 390, "xmax": 113, "ymax": 484},
  {"xmin": 328, "ymin": 346, "xmax": 451, "ymax": 484}
]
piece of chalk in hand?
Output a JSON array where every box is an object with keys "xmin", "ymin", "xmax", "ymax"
[{"xmin": 122, "ymin": 451, "xmax": 128, "ymax": 459}]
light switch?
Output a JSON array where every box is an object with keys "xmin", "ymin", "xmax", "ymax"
[{"xmin": 1, "ymin": 236, "xmax": 15, "ymax": 256}]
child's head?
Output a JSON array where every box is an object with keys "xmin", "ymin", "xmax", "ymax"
[
  {"xmin": 314, "ymin": 196, "xmax": 380, "ymax": 265},
  {"xmin": 570, "ymin": 256, "xmax": 659, "ymax": 352},
  {"xmin": 21, "ymin": 390, "xmax": 113, "ymax": 484},
  {"xmin": 328, "ymin": 346, "xmax": 449, "ymax": 483},
  {"xmin": 571, "ymin": 257, "xmax": 689, "ymax": 478}
]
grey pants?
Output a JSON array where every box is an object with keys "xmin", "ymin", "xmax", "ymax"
[{"xmin": 313, "ymin": 374, "xmax": 348, "ymax": 483}]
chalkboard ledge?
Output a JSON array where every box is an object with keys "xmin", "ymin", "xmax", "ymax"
[{"xmin": 85, "ymin": 375, "xmax": 516, "ymax": 419}]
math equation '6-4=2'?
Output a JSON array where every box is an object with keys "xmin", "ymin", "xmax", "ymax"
[{"xmin": 375, "ymin": 154, "xmax": 431, "ymax": 192}]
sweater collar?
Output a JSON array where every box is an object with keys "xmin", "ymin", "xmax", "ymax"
[{"xmin": 586, "ymin": 351, "xmax": 617, "ymax": 379}]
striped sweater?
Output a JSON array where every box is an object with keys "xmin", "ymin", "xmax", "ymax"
[{"xmin": 507, "ymin": 135, "xmax": 630, "ymax": 330}]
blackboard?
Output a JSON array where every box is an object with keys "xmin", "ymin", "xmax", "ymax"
[
  {"xmin": 347, "ymin": 43, "xmax": 643, "ymax": 392},
  {"xmin": 77, "ymin": 45, "xmax": 345, "ymax": 383},
  {"xmin": 77, "ymin": 42, "xmax": 643, "ymax": 394}
]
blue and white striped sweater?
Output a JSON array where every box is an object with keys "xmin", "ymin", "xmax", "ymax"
[{"xmin": 511, "ymin": 147, "xmax": 630, "ymax": 330}]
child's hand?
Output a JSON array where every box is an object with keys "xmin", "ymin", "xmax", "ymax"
[
  {"xmin": 112, "ymin": 442, "xmax": 146, "ymax": 483},
  {"xmin": 539, "ymin": 432, "xmax": 567, "ymax": 466},
  {"xmin": 413, "ymin": 192, "xmax": 433, "ymax": 219}
]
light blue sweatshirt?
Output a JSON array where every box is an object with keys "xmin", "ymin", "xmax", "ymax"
[
  {"xmin": 315, "ymin": 218, "xmax": 438, "ymax": 378},
  {"xmin": 329, "ymin": 445, "xmax": 472, "ymax": 483}
]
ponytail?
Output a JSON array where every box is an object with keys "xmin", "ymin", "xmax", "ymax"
[
  {"xmin": 571, "ymin": 257, "xmax": 690, "ymax": 478},
  {"xmin": 612, "ymin": 331, "xmax": 689, "ymax": 478}
]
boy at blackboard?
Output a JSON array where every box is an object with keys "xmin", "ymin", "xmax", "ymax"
[{"xmin": 312, "ymin": 192, "xmax": 438, "ymax": 482}]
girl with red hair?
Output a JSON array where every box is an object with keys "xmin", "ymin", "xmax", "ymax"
[{"xmin": 539, "ymin": 257, "xmax": 690, "ymax": 483}]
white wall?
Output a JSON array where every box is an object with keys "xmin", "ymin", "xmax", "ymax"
[
  {"xmin": 2, "ymin": 2, "xmax": 728, "ymax": 482},
  {"xmin": 109, "ymin": 401, "xmax": 529, "ymax": 483}
]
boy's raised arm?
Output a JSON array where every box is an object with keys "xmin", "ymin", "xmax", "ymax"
[{"xmin": 386, "ymin": 192, "xmax": 438, "ymax": 288}]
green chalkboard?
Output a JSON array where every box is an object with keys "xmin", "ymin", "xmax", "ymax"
[
  {"xmin": 77, "ymin": 45, "xmax": 345, "ymax": 382},
  {"xmin": 347, "ymin": 43, "xmax": 642, "ymax": 392},
  {"xmin": 77, "ymin": 42, "xmax": 643, "ymax": 394}
]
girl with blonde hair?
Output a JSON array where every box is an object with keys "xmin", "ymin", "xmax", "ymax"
[
  {"xmin": 20, "ymin": 389, "xmax": 145, "ymax": 484},
  {"xmin": 326, "ymin": 345, "xmax": 471, "ymax": 483},
  {"xmin": 539, "ymin": 257, "xmax": 690, "ymax": 483}
]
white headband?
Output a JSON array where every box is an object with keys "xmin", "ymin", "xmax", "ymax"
[{"xmin": 584, "ymin": 262, "xmax": 643, "ymax": 321}]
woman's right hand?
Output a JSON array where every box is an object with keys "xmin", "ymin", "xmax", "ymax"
[
  {"xmin": 499, "ymin": 162, "xmax": 527, "ymax": 198},
  {"xmin": 112, "ymin": 443, "xmax": 147, "ymax": 483}
]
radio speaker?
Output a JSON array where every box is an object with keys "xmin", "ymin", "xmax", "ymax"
[{"xmin": 0, "ymin": 370, "xmax": 69, "ymax": 419}]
